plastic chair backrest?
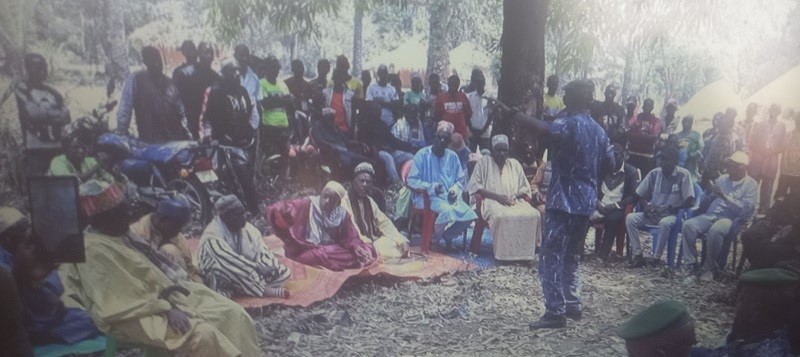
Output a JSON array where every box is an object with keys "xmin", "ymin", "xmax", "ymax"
[{"xmin": 400, "ymin": 160, "xmax": 413, "ymax": 185}]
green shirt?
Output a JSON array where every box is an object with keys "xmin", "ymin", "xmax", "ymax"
[
  {"xmin": 676, "ymin": 130, "xmax": 704, "ymax": 180},
  {"xmin": 48, "ymin": 154, "xmax": 114, "ymax": 183},
  {"xmin": 260, "ymin": 79, "xmax": 290, "ymax": 128},
  {"xmin": 404, "ymin": 90, "xmax": 425, "ymax": 106}
]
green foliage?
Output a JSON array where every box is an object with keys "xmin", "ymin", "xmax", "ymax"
[{"xmin": 206, "ymin": 0, "xmax": 341, "ymax": 43}]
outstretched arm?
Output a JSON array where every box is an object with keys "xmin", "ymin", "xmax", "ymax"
[{"xmin": 512, "ymin": 110, "xmax": 550, "ymax": 134}]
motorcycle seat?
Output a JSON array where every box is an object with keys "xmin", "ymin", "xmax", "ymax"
[{"xmin": 135, "ymin": 141, "xmax": 198, "ymax": 164}]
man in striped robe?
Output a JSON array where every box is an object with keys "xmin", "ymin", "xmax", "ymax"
[{"xmin": 198, "ymin": 195, "xmax": 291, "ymax": 298}]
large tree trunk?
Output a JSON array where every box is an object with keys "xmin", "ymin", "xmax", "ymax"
[
  {"xmin": 620, "ymin": 50, "xmax": 633, "ymax": 102},
  {"xmin": 102, "ymin": 0, "xmax": 129, "ymax": 90},
  {"xmin": 0, "ymin": 0, "xmax": 32, "ymax": 76},
  {"xmin": 425, "ymin": 2, "xmax": 452, "ymax": 79},
  {"xmin": 0, "ymin": 27, "xmax": 22, "ymax": 76},
  {"xmin": 498, "ymin": 0, "xmax": 548, "ymax": 116},
  {"xmin": 352, "ymin": 6, "xmax": 363, "ymax": 76}
]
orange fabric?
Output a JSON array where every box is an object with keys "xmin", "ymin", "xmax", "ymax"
[
  {"xmin": 185, "ymin": 235, "xmax": 474, "ymax": 308},
  {"xmin": 331, "ymin": 92, "xmax": 348, "ymax": 132}
]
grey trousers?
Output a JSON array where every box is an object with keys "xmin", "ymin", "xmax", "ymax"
[
  {"xmin": 625, "ymin": 212, "xmax": 677, "ymax": 258},
  {"xmin": 434, "ymin": 220, "xmax": 473, "ymax": 243},
  {"xmin": 680, "ymin": 214, "xmax": 732, "ymax": 271}
]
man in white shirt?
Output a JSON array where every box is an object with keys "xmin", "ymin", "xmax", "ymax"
[
  {"xmin": 234, "ymin": 44, "xmax": 263, "ymax": 130},
  {"xmin": 366, "ymin": 65, "xmax": 399, "ymax": 125},
  {"xmin": 591, "ymin": 144, "xmax": 640, "ymax": 261},
  {"xmin": 466, "ymin": 69, "xmax": 492, "ymax": 152}
]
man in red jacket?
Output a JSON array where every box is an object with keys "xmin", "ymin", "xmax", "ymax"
[{"xmin": 434, "ymin": 75, "xmax": 472, "ymax": 140}]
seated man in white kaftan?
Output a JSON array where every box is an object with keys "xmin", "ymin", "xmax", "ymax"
[
  {"xmin": 407, "ymin": 121, "xmax": 477, "ymax": 247},
  {"xmin": 469, "ymin": 134, "xmax": 542, "ymax": 260},
  {"xmin": 199, "ymin": 195, "xmax": 291, "ymax": 298}
]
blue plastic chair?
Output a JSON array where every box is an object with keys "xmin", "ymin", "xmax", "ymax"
[
  {"xmin": 676, "ymin": 214, "xmax": 744, "ymax": 271},
  {"xmin": 642, "ymin": 182, "xmax": 703, "ymax": 268}
]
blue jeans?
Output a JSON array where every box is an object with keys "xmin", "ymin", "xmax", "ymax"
[
  {"xmin": 539, "ymin": 210, "xmax": 590, "ymax": 317},
  {"xmin": 379, "ymin": 150, "xmax": 414, "ymax": 182}
]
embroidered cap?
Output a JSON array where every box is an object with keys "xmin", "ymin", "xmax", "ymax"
[{"xmin": 79, "ymin": 180, "xmax": 125, "ymax": 217}]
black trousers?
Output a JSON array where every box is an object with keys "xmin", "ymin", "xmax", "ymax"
[
  {"xmin": 775, "ymin": 174, "xmax": 800, "ymax": 200},
  {"xmin": 467, "ymin": 136, "xmax": 490, "ymax": 153},
  {"xmin": 596, "ymin": 209, "xmax": 625, "ymax": 259},
  {"xmin": 741, "ymin": 224, "xmax": 800, "ymax": 269},
  {"xmin": 259, "ymin": 125, "xmax": 291, "ymax": 175}
]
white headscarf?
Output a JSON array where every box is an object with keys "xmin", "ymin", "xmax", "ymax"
[{"xmin": 307, "ymin": 181, "xmax": 348, "ymax": 245}]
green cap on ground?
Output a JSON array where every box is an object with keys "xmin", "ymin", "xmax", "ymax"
[
  {"xmin": 740, "ymin": 268, "xmax": 799, "ymax": 286},
  {"xmin": 617, "ymin": 300, "xmax": 691, "ymax": 340}
]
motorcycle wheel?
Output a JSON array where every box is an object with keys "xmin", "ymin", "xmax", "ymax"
[{"xmin": 167, "ymin": 177, "xmax": 212, "ymax": 226}]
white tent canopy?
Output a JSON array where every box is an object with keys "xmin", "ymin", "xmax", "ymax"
[
  {"xmin": 449, "ymin": 41, "xmax": 491, "ymax": 78},
  {"xmin": 363, "ymin": 37, "xmax": 427, "ymax": 71},
  {"xmin": 364, "ymin": 39, "xmax": 495, "ymax": 89},
  {"xmin": 680, "ymin": 80, "xmax": 743, "ymax": 121},
  {"xmin": 745, "ymin": 64, "xmax": 800, "ymax": 112}
]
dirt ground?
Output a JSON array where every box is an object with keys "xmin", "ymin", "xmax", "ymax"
[{"xmin": 254, "ymin": 232, "xmax": 736, "ymax": 356}]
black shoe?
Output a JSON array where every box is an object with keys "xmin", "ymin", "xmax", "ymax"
[
  {"xmin": 529, "ymin": 314, "xmax": 567, "ymax": 330},
  {"xmin": 565, "ymin": 308, "xmax": 582, "ymax": 321},
  {"xmin": 628, "ymin": 255, "xmax": 646, "ymax": 268},
  {"xmin": 683, "ymin": 263, "xmax": 699, "ymax": 276}
]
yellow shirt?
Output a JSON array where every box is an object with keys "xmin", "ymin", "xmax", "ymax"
[
  {"xmin": 543, "ymin": 94, "xmax": 565, "ymax": 117},
  {"xmin": 328, "ymin": 77, "xmax": 364, "ymax": 99}
]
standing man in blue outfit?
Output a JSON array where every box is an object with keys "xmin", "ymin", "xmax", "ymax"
[{"xmin": 509, "ymin": 80, "xmax": 613, "ymax": 330}]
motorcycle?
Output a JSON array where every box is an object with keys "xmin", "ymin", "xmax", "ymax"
[
  {"xmin": 97, "ymin": 134, "xmax": 213, "ymax": 224},
  {"xmin": 98, "ymin": 133, "xmax": 262, "ymax": 225}
]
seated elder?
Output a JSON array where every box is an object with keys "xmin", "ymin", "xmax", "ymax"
[
  {"xmin": 407, "ymin": 121, "xmax": 477, "ymax": 247},
  {"xmin": 468, "ymin": 135, "xmax": 541, "ymax": 261},
  {"xmin": 267, "ymin": 181, "xmax": 378, "ymax": 271},
  {"xmin": 344, "ymin": 162, "xmax": 410, "ymax": 258},
  {"xmin": 130, "ymin": 198, "xmax": 203, "ymax": 283},
  {"xmin": 0, "ymin": 208, "xmax": 101, "ymax": 347},
  {"xmin": 62, "ymin": 180, "xmax": 259, "ymax": 357},
  {"xmin": 681, "ymin": 151, "xmax": 757, "ymax": 280},
  {"xmin": 199, "ymin": 195, "xmax": 291, "ymax": 298}
]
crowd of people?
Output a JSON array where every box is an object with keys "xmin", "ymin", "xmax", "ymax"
[{"xmin": 2, "ymin": 38, "xmax": 800, "ymax": 356}]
